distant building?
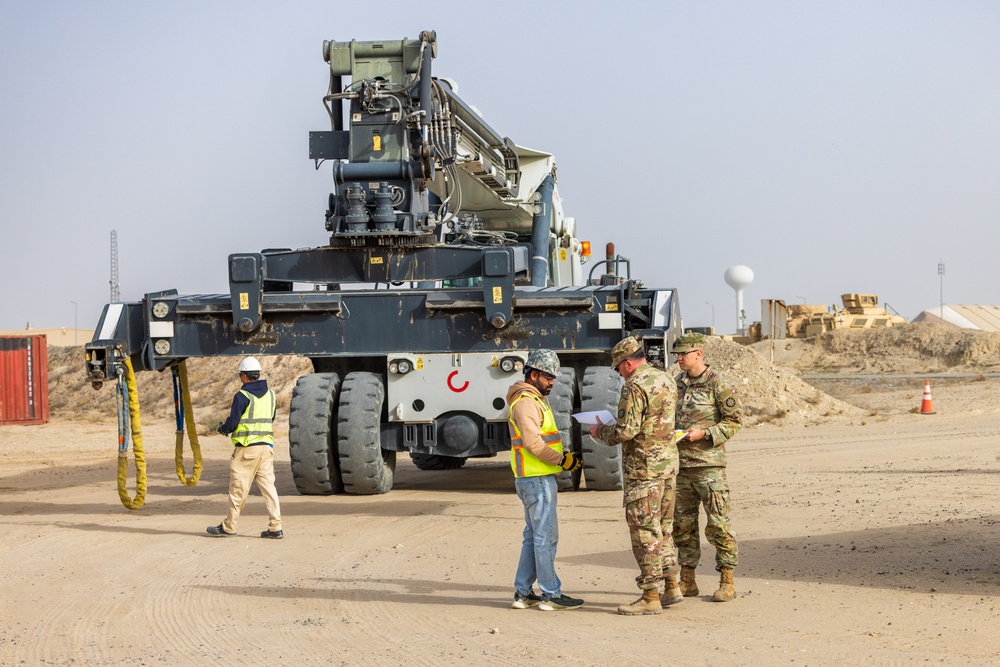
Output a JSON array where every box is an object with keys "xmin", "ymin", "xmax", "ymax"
[{"xmin": 911, "ymin": 305, "xmax": 1000, "ymax": 332}]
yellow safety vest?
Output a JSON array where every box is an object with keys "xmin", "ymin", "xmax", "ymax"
[
  {"xmin": 231, "ymin": 389, "xmax": 275, "ymax": 447},
  {"xmin": 508, "ymin": 391, "xmax": 563, "ymax": 478}
]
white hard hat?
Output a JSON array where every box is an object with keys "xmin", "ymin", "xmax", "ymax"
[{"xmin": 238, "ymin": 357, "xmax": 262, "ymax": 373}]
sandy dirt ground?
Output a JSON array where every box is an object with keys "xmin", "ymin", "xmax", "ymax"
[{"xmin": 3, "ymin": 371, "xmax": 1000, "ymax": 666}]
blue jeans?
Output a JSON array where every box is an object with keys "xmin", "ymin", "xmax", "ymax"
[{"xmin": 514, "ymin": 474, "xmax": 561, "ymax": 597}]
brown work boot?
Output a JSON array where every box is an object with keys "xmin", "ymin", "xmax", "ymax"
[
  {"xmin": 618, "ymin": 589, "xmax": 662, "ymax": 615},
  {"xmin": 713, "ymin": 567, "xmax": 736, "ymax": 602},
  {"xmin": 679, "ymin": 567, "xmax": 699, "ymax": 597},
  {"xmin": 660, "ymin": 574, "xmax": 684, "ymax": 607}
]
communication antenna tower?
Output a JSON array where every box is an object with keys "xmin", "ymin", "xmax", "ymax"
[
  {"xmin": 110, "ymin": 230, "xmax": 121, "ymax": 302},
  {"xmin": 937, "ymin": 260, "xmax": 945, "ymax": 319}
]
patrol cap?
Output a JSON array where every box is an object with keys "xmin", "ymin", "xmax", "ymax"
[
  {"xmin": 611, "ymin": 336, "xmax": 642, "ymax": 368},
  {"xmin": 525, "ymin": 349, "xmax": 560, "ymax": 377},
  {"xmin": 671, "ymin": 333, "xmax": 705, "ymax": 354}
]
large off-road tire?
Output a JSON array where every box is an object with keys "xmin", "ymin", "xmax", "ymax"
[
  {"xmin": 337, "ymin": 372, "xmax": 396, "ymax": 495},
  {"xmin": 288, "ymin": 373, "xmax": 343, "ymax": 495},
  {"xmin": 409, "ymin": 453, "xmax": 468, "ymax": 471},
  {"xmin": 549, "ymin": 368, "xmax": 581, "ymax": 492},
  {"xmin": 580, "ymin": 366, "xmax": 624, "ymax": 491}
]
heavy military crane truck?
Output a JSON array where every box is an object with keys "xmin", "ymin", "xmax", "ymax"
[{"xmin": 85, "ymin": 31, "xmax": 682, "ymax": 495}]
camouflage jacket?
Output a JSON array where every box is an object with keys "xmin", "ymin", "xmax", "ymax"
[
  {"xmin": 674, "ymin": 365, "xmax": 743, "ymax": 468},
  {"xmin": 596, "ymin": 363, "xmax": 678, "ymax": 482}
]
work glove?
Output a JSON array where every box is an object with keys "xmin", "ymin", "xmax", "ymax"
[
  {"xmin": 216, "ymin": 421, "xmax": 227, "ymax": 435},
  {"xmin": 560, "ymin": 451, "xmax": 583, "ymax": 472}
]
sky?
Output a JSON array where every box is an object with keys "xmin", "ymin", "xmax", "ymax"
[{"xmin": 2, "ymin": 1, "xmax": 999, "ymax": 335}]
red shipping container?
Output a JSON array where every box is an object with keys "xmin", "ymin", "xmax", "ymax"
[{"xmin": 0, "ymin": 334, "xmax": 50, "ymax": 426}]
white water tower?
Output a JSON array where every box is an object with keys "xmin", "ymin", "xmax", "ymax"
[{"xmin": 724, "ymin": 265, "xmax": 754, "ymax": 335}]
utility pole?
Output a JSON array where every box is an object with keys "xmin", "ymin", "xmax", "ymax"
[
  {"xmin": 705, "ymin": 301, "xmax": 715, "ymax": 330},
  {"xmin": 71, "ymin": 301, "xmax": 78, "ymax": 346},
  {"xmin": 938, "ymin": 260, "xmax": 945, "ymax": 320}
]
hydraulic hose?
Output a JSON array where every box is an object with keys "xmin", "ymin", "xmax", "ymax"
[
  {"xmin": 530, "ymin": 174, "xmax": 555, "ymax": 287},
  {"xmin": 172, "ymin": 362, "xmax": 203, "ymax": 486},
  {"xmin": 116, "ymin": 357, "xmax": 147, "ymax": 510}
]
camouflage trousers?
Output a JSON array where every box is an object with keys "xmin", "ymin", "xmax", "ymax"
[
  {"xmin": 624, "ymin": 477, "xmax": 680, "ymax": 591},
  {"xmin": 672, "ymin": 466, "xmax": 738, "ymax": 571}
]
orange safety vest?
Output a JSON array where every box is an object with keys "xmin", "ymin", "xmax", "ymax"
[{"xmin": 508, "ymin": 391, "xmax": 563, "ymax": 478}]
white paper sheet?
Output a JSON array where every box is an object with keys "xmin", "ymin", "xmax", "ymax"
[{"xmin": 571, "ymin": 410, "xmax": 617, "ymax": 425}]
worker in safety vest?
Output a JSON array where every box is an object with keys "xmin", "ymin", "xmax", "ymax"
[
  {"xmin": 206, "ymin": 357, "xmax": 283, "ymax": 539},
  {"xmin": 505, "ymin": 349, "xmax": 584, "ymax": 611}
]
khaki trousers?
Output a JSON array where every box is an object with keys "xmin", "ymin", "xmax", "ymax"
[{"xmin": 222, "ymin": 445, "xmax": 282, "ymax": 533}]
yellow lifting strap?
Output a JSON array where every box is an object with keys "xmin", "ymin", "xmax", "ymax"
[
  {"xmin": 116, "ymin": 357, "xmax": 147, "ymax": 510},
  {"xmin": 172, "ymin": 361, "xmax": 203, "ymax": 486}
]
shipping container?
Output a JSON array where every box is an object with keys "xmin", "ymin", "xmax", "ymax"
[{"xmin": 0, "ymin": 334, "xmax": 50, "ymax": 426}]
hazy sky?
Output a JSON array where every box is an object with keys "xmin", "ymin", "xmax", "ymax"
[{"xmin": 2, "ymin": 1, "xmax": 999, "ymax": 335}]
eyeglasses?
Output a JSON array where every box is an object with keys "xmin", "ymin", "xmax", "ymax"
[
  {"xmin": 538, "ymin": 371, "xmax": 556, "ymax": 382},
  {"xmin": 675, "ymin": 349, "xmax": 701, "ymax": 357}
]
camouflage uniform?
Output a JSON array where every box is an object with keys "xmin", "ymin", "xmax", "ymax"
[
  {"xmin": 673, "ymin": 360, "xmax": 743, "ymax": 572},
  {"xmin": 595, "ymin": 338, "xmax": 680, "ymax": 592}
]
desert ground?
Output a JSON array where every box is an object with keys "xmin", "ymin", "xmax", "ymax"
[{"xmin": 3, "ymin": 325, "xmax": 1000, "ymax": 666}]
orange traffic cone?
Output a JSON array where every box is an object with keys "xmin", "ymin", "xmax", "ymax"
[{"xmin": 919, "ymin": 379, "xmax": 935, "ymax": 414}]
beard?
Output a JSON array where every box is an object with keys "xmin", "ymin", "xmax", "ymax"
[{"xmin": 527, "ymin": 375, "xmax": 553, "ymax": 396}]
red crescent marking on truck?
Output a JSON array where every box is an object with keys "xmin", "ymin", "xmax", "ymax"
[{"xmin": 447, "ymin": 370, "xmax": 469, "ymax": 393}]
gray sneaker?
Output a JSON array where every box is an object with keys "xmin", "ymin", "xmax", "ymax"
[
  {"xmin": 206, "ymin": 524, "xmax": 235, "ymax": 537},
  {"xmin": 260, "ymin": 529, "xmax": 284, "ymax": 539},
  {"xmin": 539, "ymin": 594, "xmax": 584, "ymax": 611},
  {"xmin": 511, "ymin": 591, "xmax": 543, "ymax": 609}
]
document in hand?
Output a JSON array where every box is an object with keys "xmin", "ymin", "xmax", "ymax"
[{"xmin": 571, "ymin": 410, "xmax": 617, "ymax": 425}]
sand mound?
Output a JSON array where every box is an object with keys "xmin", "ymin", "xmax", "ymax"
[
  {"xmin": 47, "ymin": 349, "xmax": 313, "ymax": 432},
  {"xmin": 672, "ymin": 336, "xmax": 864, "ymax": 425},
  {"xmin": 753, "ymin": 323, "xmax": 1000, "ymax": 375}
]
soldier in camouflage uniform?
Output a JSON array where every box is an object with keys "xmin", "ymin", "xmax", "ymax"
[
  {"xmin": 671, "ymin": 333, "xmax": 743, "ymax": 602},
  {"xmin": 589, "ymin": 336, "xmax": 683, "ymax": 615}
]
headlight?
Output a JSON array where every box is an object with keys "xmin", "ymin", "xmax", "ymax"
[
  {"xmin": 500, "ymin": 356, "xmax": 523, "ymax": 373},
  {"xmin": 389, "ymin": 358, "xmax": 412, "ymax": 375}
]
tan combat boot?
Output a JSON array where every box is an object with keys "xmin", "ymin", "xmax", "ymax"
[
  {"xmin": 618, "ymin": 588, "xmax": 662, "ymax": 615},
  {"xmin": 660, "ymin": 574, "xmax": 684, "ymax": 607},
  {"xmin": 679, "ymin": 567, "xmax": 699, "ymax": 597},
  {"xmin": 712, "ymin": 567, "xmax": 736, "ymax": 602}
]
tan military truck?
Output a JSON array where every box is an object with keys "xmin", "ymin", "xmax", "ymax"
[
  {"xmin": 789, "ymin": 293, "xmax": 906, "ymax": 338},
  {"xmin": 748, "ymin": 293, "xmax": 906, "ymax": 341}
]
